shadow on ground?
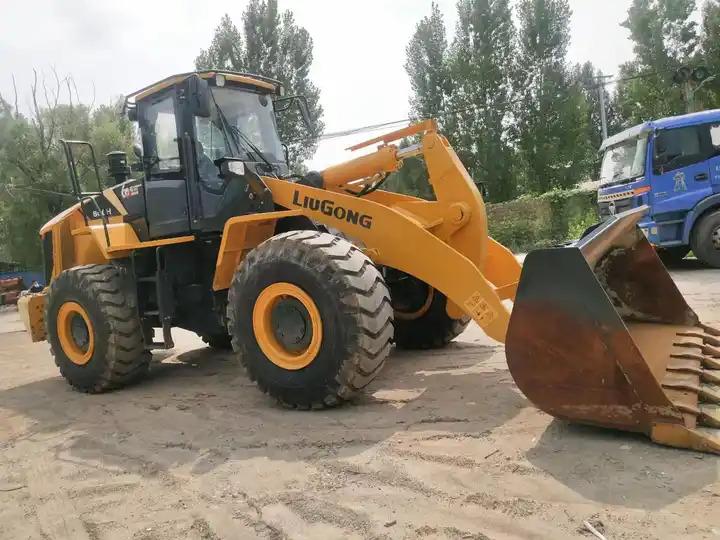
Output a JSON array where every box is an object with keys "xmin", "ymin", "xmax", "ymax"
[
  {"xmin": 526, "ymin": 419, "xmax": 718, "ymax": 510},
  {"xmin": 0, "ymin": 339, "xmax": 526, "ymax": 476}
]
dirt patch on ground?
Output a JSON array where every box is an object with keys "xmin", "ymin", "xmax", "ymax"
[{"xmin": 0, "ymin": 261, "xmax": 719, "ymax": 539}]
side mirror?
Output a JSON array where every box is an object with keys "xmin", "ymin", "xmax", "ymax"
[{"xmin": 187, "ymin": 75, "xmax": 212, "ymax": 118}]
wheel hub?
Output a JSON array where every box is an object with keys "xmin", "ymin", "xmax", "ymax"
[
  {"xmin": 271, "ymin": 298, "xmax": 313, "ymax": 352},
  {"xmin": 712, "ymin": 226, "xmax": 720, "ymax": 250},
  {"xmin": 252, "ymin": 282, "xmax": 323, "ymax": 370},
  {"xmin": 56, "ymin": 301, "xmax": 95, "ymax": 366},
  {"xmin": 390, "ymin": 274, "xmax": 434, "ymax": 321},
  {"xmin": 70, "ymin": 314, "xmax": 90, "ymax": 350}
]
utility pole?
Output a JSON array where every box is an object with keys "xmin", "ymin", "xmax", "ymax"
[{"xmin": 597, "ymin": 74, "xmax": 612, "ymax": 141}]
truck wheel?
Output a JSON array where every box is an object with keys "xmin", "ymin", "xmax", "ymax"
[
  {"xmin": 691, "ymin": 210, "xmax": 720, "ymax": 268},
  {"xmin": 387, "ymin": 271, "xmax": 470, "ymax": 349},
  {"xmin": 46, "ymin": 264, "xmax": 150, "ymax": 392},
  {"xmin": 227, "ymin": 231, "xmax": 393, "ymax": 409},
  {"xmin": 656, "ymin": 246, "xmax": 690, "ymax": 266}
]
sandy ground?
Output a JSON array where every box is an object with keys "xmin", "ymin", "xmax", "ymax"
[{"xmin": 1, "ymin": 261, "xmax": 719, "ymax": 540}]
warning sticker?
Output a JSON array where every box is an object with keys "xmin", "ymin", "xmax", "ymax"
[{"xmin": 464, "ymin": 292, "xmax": 497, "ymax": 326}]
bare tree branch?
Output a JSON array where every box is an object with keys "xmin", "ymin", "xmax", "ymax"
[
  {"xmin": 66, "ymin": 78, "xmax": 73, "ymax": 110},
  {"xmin": 89, "ymin": 80, "xmax": 96, "ymax": 111},
  {"xmin": 43, "ymin": 67, "xmax": 64, "ymax": 151},
  {"xmin": 11, "ymin": 74, "xmax": 19, "ymax": 119},
  {"xmin": 30, "ymin": 69, "xmax": 47, "ymax": 157},
  {"xmin": 69, "ymin": 75, "xmax": 81, "ymax": 106}
]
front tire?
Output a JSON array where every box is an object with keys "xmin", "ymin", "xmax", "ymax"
[
  {"xmin": 227, "ymin": 231, "xmax": 393, "ymax": 409},
  {"xmin": 46, "ymin": 264, "xmax": 150, "ymax": 393},
  {"xmin": 691, "ymin": 209, "xmax": 720, "ymax": 268}
]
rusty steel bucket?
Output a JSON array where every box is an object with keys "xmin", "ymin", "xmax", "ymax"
[{"xmin": 506, "ymin": 206, "xmax": 720, "ymax": 454}]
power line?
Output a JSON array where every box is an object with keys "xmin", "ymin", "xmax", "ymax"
[
  {"xmin": 293, "ymin": 93, "xmax": 567, "ymax": 146},
  {"xmin": 2, "ymin": 184, "xmax": 75, "ymax": 198}
]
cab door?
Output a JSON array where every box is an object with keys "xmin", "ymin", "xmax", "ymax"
[
  {"xmin": 651, "ymin": 124, "xmax": 712, "ymax": 216},
  {"xmin": 138, "ymin": 90, "xmax": 192, "ymax": 239},
  {"xmin": 708, "ymin": 123, "xmax": 720, "ymax": 193}
]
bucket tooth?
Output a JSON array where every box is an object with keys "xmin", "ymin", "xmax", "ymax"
[
  {"xmin": 677, "ymin": 331, "xmax": 720, "ymax": 349},
  {"xmin": 701, "ymin": 369, "xmax": 720, "ymax": 385},
  {"xmin": 673, "ymin": 341, "xmax": 720, "ymax": 359},
  {"xmin": 674, "ymin": 352, "xmax": 720, "ymax": 370},
  {"xmin": 699, "ymin": 405, "xmax": 720, "ymax": 428},
  {"xmin": 700, "ymin": 323, "xmax": 720, "ymax": 337},
  {"xmin": 699, "ymin": 384, "xmax": 720, "ymax": 404},
  {"xmin": 702, "ymin": 356, "xmax": 720, "ymax": 370}
]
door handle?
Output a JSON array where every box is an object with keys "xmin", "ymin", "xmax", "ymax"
[{"xmin": 695, "ymin": 172, "xmax": 709, "ymax": 180}]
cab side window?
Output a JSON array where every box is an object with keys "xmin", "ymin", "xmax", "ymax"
[
  {"xmin": 653, "ymin": 126, "xmax": 704, "ymax": 174},
  {"xmin": 140, "ymin": 95, "xmax": 181, "ymax": 175}
]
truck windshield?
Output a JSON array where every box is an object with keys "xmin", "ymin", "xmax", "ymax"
[
  {"xmin": 195, "ymin": 87, "xmax": 285, "ymax": 165},
  {"xmin": 599, "ymin": 136, "xmax": 648, "ymax": 186}
]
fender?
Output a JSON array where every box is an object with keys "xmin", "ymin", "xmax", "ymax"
[
  {"xmin": 682, "ymin": 193, "xmax": 720, "ymax": 244},
  {"xmin": 212, "ymin": 209, "xmax": 304, "ymax": 291}
]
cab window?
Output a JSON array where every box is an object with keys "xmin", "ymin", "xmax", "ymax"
[
  {"xmin": 653, "ymin": 126, "xmax": 704, "ymax": 174},
  {"xmin": 140, "ymin": 94, "xmax": 181, "ymax": 174}
]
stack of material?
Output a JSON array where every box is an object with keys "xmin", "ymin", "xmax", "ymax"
[{"xmin": 0, "ymin": 277, "xmax": 24, "ymax": 305}]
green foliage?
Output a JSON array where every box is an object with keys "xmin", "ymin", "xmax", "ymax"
[
  {"xmin": 514, "ymin": 0, "xmax": 593, "ymax": 194},
  {"xmin": 614, "ymin": 0, "xmax": 699, "ymax": 124},
  {"xmin": 487, "ymin": 188, "xmax": 598, "ymax": 252},
  {"xmin": 0, "ymin": 79, "xmax": 133, "ymax": 268},
  {"xmin": 195, "ymin": 3, "xmax": 324, "ymax": 171},
  {"xmin": 446, "ymin": 0, "xmax": 518, "ymax": 202},
  {"xmin": 405, "ymin": 2, "xmax": 450, "ymax": 120},
  {"xmin": 699, "ymin": 0, "xmax": 720, "ymax": 109},
  {"xmin": 383, "ymin": 157, "xmax": 434, "ymax": 201}
]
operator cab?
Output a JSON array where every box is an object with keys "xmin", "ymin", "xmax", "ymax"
[{"xmin": 127, "ymin": 71, "xmax": 295, "ymax": 239}]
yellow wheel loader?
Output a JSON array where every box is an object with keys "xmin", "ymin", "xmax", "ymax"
[{"xmin": 18, "ymin": 71, "xmax": 720, "ymax": 454}]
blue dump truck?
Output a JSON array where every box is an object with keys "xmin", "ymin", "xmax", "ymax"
[{"xmin": 597, "ymin": 109, "xmax": 720, "ymax": 266}]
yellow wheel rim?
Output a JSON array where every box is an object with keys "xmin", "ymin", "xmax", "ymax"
[
  {"xmin": 57, "ymin": 301, "xmax": 95, "ymax": 366},
  {"xmin": 252, "ymin": 282, "xmax": 323, "ymax": 370},
  {"xmin": 394, "ymin": 287, "xmax": 434, "ymax": 321}
]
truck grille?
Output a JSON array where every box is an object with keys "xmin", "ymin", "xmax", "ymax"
[{"xmin": 599, "ymin": 197, "xmax": 634, "ymax": 219}]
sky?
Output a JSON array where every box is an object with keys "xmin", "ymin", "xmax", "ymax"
[{"xmin": 0, "ymin": 0, "xmax": 636, "ymax": 169}]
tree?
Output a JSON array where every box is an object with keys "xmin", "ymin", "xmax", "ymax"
[
  {"xmin": 405, "ymin": 2, "xmax": 451, "ymax": 121},
  {"xmin": 515, "ymin": 0, "xmax": 593, "ymax": 193},
  {"xmin": 615, "ymin": 0, "xmax": 698, "ymax": 123},
  {"xmin": 0, "ymin": 72, "xmax": 133, "ymax": 268},
  {"xmin": 446, "ymin": 0, "xmax": 518, "ymax": 202},
  {"xmin": 196, "ymin": 3, "xmax": 324, "ymax": 171},
  {"xmin": 699, "ymin": 0, "xmax": 720, "ymax": 109}
]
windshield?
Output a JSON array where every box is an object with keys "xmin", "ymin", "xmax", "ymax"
[
  {"xmin": 195, "ymin": 86, "xmax": 284, "ymax": 164},
  {"xmin": 599, "ymin": 136, "xmax": 648, "ymax": 186}
]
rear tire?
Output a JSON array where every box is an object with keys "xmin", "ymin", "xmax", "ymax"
[
  {"xmin": 46, "ymin": 264, "xmax": 150, "ymax": 393},
  {"xmin": 227, "ymin": 231, "xmax": 394, "ymax": 409},
  {"xmin": 387, "ymin": 271, "xmax": 470, "ymax": 350},
  {"xmin": 200, "ymin": 333, "xmax": 233, "ymax": 350},
  {"xmin": 691, "ymin": 209, "xmax": 720, "ymax": 268},
  {"xmin": 656, "ymin": 245, "xmax": 690, "ymax": 266}
]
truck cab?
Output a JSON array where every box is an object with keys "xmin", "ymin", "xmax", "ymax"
[{"xmin": 597, "ymin": 109, "xmax": 720, "ymax": 266}]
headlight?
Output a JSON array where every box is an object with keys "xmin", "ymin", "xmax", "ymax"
[{"xmin": 215, "ymin": 73, "xmax": 226, "ymax": 87}]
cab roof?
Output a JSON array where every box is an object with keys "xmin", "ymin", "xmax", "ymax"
[
  {"xmin": 600, "ymin": 109, "xmax": 720, "ymax": 152},
  {"xmin": 126, "ymin": 70, "xmax": 282, "ymax": 102}
]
